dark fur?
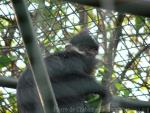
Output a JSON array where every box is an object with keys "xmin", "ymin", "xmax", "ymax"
[{"xmin": 17, "ymin": 32, "xmax": 109, "ymax": 113}]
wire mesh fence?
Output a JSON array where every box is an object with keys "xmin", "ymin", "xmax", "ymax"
[{"xmin": 0, "ymin": 0, "xmax": 150, "ymax": 113}]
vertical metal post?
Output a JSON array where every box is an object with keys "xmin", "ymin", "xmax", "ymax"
[{"xmin": 11, "ymin": 0, "xmax": 60, "ymax": 113}]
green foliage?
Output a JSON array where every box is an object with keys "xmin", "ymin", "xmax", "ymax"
[
  {"xmin": 125, "ymin": 110, "xmax": 136, "ymax": 113},
  {"xmin": 0, "ymin": 56, "xmax": 16, "ymax": 69},
  {"xmin": 115, "ymin": 83, "xmax": 130, "ymax": 97},
  {"xmin": 86, "ymin": 94, "xmax": 101, "ymax": 113},
  {"xmin": 0, "ymin": 90, "xmax": 17, "ymax": 113},
  {"xmin": 7, "ymin": 93, "xmax": 18, "ymax": 112},
  {"xmin": 135, "ymin": 16, "xmax": 144, "ymax": 32}
]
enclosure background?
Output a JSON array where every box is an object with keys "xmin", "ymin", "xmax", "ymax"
[{"xmin": 0, "ymin": 0, "xmax": 150, "ymax": 113}]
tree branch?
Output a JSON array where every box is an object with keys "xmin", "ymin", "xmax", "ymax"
[
  {"xmin": 111, "ymin": 96, "xmax": 150, "ymax": 111},
  {"xmin": 0, "ymin": 76, "xmax": 17, "ymax": 88}
]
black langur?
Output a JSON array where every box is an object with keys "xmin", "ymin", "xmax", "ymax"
[{"xmin": 17, "ymin": 31, "xmax": 110, "ymax": 113}]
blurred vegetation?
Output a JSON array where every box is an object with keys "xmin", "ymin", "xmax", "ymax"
[{"xmin": 0, "ymin": 0, "xmax": 150, "ymax": 112}]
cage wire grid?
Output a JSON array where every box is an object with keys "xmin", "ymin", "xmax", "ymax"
[{"xmin": 0, "ymin": 0, "xmax": 150, "ymax": 113}]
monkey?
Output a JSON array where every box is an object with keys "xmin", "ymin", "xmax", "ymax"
[{"xmin": 17, "ymin": 30, "xmax": 111, "ymax": 113}]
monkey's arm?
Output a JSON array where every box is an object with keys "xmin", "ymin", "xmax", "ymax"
[
  {"xmin": 61, "ymin": 73, "xmax": 111, "ymax": 99},
  {"xmin": 70, "ymin": 73, "xmax": 112, "ymax": 105}
]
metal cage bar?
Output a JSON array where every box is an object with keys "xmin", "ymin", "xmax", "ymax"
[
  {"xmin": 63, "ymin": 0, "xmax": 150, "ymax": 17},
  {"xmin": 11, "ymin": 0, "xmax": 60, "ymax": 113}
]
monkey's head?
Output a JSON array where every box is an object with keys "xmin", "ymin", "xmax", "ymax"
[{"xmin": 66, "ymin": 30, "xmax": 99, "ymax": 57}]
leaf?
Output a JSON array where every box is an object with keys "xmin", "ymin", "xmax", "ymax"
[
  {"xmin": 123, "ymin": 90, "xmax": 130, "ymax": 97},
  {"xmin": 132, "ymin": 75, "xmax": 140, "ymax": 82},
  {"xmin": 115, "ymin": 83, "xmax": 131, "ymax": 96},
  {"xmin": 86, "ymin": 95, "xmax": 101, "ymax": 113},
  {"xmin": 135, "ymin": 16, "xmax": 143, "ymax": 32},
  {"xmin": 140, "ymin": 87, "xmax": 147, "ymax": 91},
  {"xmin": 126, "ymin": 110, "xmax": 136, "ymax": 113},
  {"xmin": 86, "ymin": 94, "xmax": 100, "ymax": 103},
  {"xmin": 115, "ymin": 83, "xmax": 124, "ymax": 90},
  {"xmin": 0, "ymin": 56, "xmax": 11, "ymax": 68},
  {"xmin": 0, "ymin": 56, "xmax": 16, "ymax": 68}
]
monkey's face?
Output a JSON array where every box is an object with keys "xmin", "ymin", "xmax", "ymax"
[
  {"xmin": 79, "ymin": 46, "xmax": 99, "ymax": 58},
  {"xmin": 86, "ymin": 48, "xmax": 98, "ymax": 57}
]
